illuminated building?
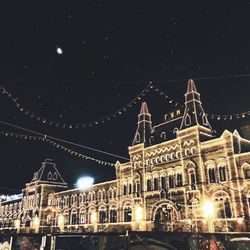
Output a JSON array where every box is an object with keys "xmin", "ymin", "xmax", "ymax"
[{"xmin": 1, "ymin": 79, "xmax": 250, "ymax": 233}]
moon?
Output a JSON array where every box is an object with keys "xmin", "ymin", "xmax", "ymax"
[{"xmin": 56, "ymin": 47, "xmax": 63, "ymax": 55}]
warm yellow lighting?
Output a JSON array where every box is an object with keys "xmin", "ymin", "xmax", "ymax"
[
  {"xmin": 33, "ymin": 215, "xmax": 39, "ymax": 227},
  {"xmin": 135, "ymin": 205, "xmax": 143, "ymax": 222},
  {"xmin": 90, "ymin": 211, "xmax": 97, "ymax": 224},
  {"xmin": 203, "ymin": 200, "xmax": 215, "ymax": 218},
  {"xmin": 14, "ymin": 219, "xmax": 20, "ymax": 228},
  {"xmin": 58, "ymin": 214, "xmax": 64, "ymax": 227},
  {"xmin": 237, "ymin": 218, "xmax": 244, "ymax": 224}
]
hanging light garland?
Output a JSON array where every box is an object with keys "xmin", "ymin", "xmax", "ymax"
[
  {"xmin": 0, "ymin": 83, "xmax": 153, "ymax": 129},
  {"xmin": 152, "ymin": 83, "xmax": 250, "ymax": 121},
  {"xmin": 150, "ymin": 83, "xmax": 181, "ymax": 108},
  {"xmin": 0, "ymin": 129, "xmax": 115, "ymax": 167}
]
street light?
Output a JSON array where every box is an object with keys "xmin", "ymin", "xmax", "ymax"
[
  {"xmin": 58, "ymin": 214, "xmax": 64, "ymax": 232},
  {"xmin": 33, "ymin": 215, "xmax": 40, "ymax": 233},
  {"xmin": 135, "ymin": 205, "xmax": 143, "ymax": 223},
  {"xmin": 203, "ymin": 200, "xmax": 215, "ymax": 233},
  {"xmin": 76, "ymin": 176, "xmax": 94, "ymax": 190}
]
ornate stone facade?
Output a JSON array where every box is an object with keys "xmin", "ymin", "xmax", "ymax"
[{"xmin": 1, "ymin": 79, "xmax": 250, "ymax": 233}]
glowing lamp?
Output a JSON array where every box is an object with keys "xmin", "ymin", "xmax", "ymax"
[
  {"xmin": 203, "ymin": 200, "xmax": 215, "ymax": 218},
  {"xmin": 58, "ymin": 214, "xmax": 64, "ymax": 227},
  {"xmin": 33, "ymin": 215, "xmax": 39, "ymax": 227},
  {"xmin": 90, "ymin": 211, "xmax": 97, "ymax": 224},
  {"xmin": 14, "ymin": 219, "xmax": 20, "ymax": 229},
  {"xmin": 237, "ymin": 218, "xmax": 244, "ymax": 224},
  {"xmin": 76, "ymin": 176, "xmax": 94, "ymax": 190},
  {"xmin": 135, "ymin": 205, "xmax": 143, "ymax": 222}
]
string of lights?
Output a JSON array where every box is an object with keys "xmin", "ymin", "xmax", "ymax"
[
  {"xmin": 0, "ymin": 83, "xmax": 152, "ymax": 129},
  {"xmin": 0, "ymin": 120, "xmax": 129, "ymax": 161},
  {"xmin": 0, "ymin": 82, "xmax": 181, "ymax": 129},
  {"xmin": 152, "ymin": 83, "xmax": 250, "ymax": 121},
  {"xmin": 0, "ymin": 129, "xmax": 115, "ymax": 167}
]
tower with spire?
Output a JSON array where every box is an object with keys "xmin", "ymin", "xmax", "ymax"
[
  {"xmin": 132, "ymin": 102, "xmax": 152, "ymax": 145},
  {"xmin": 180, "ymin": 79, "xmax": 213, "ymax": 138}
]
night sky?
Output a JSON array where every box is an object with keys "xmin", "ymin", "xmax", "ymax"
[{"xmin": 0, "ymin": 1, "xmax": 250, "ymax": 193}]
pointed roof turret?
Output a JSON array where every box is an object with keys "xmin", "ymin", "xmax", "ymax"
[
  {"xmin": 187, "ymin": 79, "xmax": 197, "ymax": 93},
  {"xmin": 140, "ymin": 101, "xmax": 149, "ymax": 114},
  {"xmin": 180, "ymin": 79, "xmax": 213, "ymax": 132},
  {"xmin": 132, "ymin": 102, "xmax": 152, "ymax": 145}
]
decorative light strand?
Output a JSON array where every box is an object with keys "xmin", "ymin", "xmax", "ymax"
[
  {"xmin": 150, "ymin": 83, "xmax": 182, "ymax": 108},
  {"xmin": 0, "ymin": 129, "xmax": 115, "ymax": 167},
  {"xmin": 0, "ymin": 120, "xmax": 129, "ymax": 161},
  {"xmin": 0, "ymin": 82, "xmax": 154, "ymax": 129},
  {"xmin": 152, "ymin": 83, "xmax": 250, "ymax": 121}
]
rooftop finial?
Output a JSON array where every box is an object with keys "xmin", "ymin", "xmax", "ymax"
[{"xmin": 187, "ymin": 79, "xmax": 197, "ymax": 93}]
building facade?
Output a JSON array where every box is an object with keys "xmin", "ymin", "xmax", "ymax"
[{"xmin": 1, "ymin": 79, "xmax": 250, "ymax": 233}]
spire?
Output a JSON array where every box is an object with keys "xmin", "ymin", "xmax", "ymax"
[
  {"xmin": 132, "ymin": 102, "xmax": 152, "ymax": 145},
  {"xmin": 180, "ymin": 79, "xmax": 212, "ymax": 131},
  {"xmin": 140, "ymin": 101, "xmax": 149, "ymax": 114},
  {"xmin": 187, "ymin": 79, "xmax": 197, "ymax": 93}
]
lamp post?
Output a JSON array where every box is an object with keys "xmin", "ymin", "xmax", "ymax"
[{"xmin": 203, "ymin": 200, "xmax": 215, "ymax": 233}]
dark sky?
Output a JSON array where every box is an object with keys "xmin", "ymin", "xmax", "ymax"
[{"xmin": 0, "ymin": 1, "xmax": 250, "ymax": 193}]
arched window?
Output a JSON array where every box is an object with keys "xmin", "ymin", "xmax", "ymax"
[
  {"xmin": 113, "ymin": 188, "xmax": 117, "ymax": 199},
  {"xmin": 176, "ymin": 173, "xmax": 183, "ymax": 187},
  {"xmin": 98, "ymin": 191, "xmax": 102, "ymax": 200},
  {"xmin": 135, "ymin": 132, "xmax": 140, "ymax": 143},
  {"xmin": 154, "ymin": 177, "xmax": 159, "ymax": 190},
  {"xmin": 161, "ymin": 176, "xmax": 166, "ymax": 190},
  {"xmin": 124, "ymin": 206, "xmax": 132, "ymax": 222},
  {"xmin": 208, "ymin": 168, "xmax": 216, "ymax": 183},
  {"xmin": 202, "ymin": 114, "xmax": 208, "ymax": 125},
  {"xmin": 224, "ymin": 199, "xmax": 232, "ymax": 218},
  {"xmin": 169, "ymin": 175, "xmax": 175, "ymax": 188},
  {"xmin": 47, "ymin": 172, "xmax": 52, "ymax": 180},
  {"xmin": 110, "ymin": 209, "xmax": 117, "ymax": 223},
  {"xmin": 128, "ymin": 183, "xmax": 132, "ymax": 195},
  {"xmin": 53, "ymin": 172, "xmax": 58, "ymax": 180},
  {"xmin": 147, "ymin": 179, "xmax": 152, "ymax": 191},
  {"xmin": 102, "ymin": 190, "xmax": 106, "ymax": 200},
  {"xmin": 109, "ymin": 189, "xmax": 112, "ymax": 199},
  {"xmin": 71, "ymin": 210, "xmax": 78, "ymax": 225},
  {"xmin": 99, "ymin": 210, "xmax": 107, "ymax": 223},
  {"xmin": 185, "ymin": 113, "xmax": 191, "ymax": 126},
  {"xmin": 79, "ymin": 209, "xmax": 86, "ymax": 224},
  {"xmin": 219, "ymin": 166, "xmax": 227, "ymax": 181},
  {"xmin": 123, "ymin": 184, "xmax": 127, "ymax": 196},
  {"xmin": 244, "ymin": 169, "xmax": 250, "ymax": 179}
]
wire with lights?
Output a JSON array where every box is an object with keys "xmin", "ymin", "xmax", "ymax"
[
  {"xmin": 0, "ymin": 81, "xmax": 180, "ymax": 128},
  {"xmin": 0, "ymin": 129, "xmax": 116, "ymax": 167},
  {"xmin": 0, "ymin": 120, "xmax": 130, "ymax": 166}
]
